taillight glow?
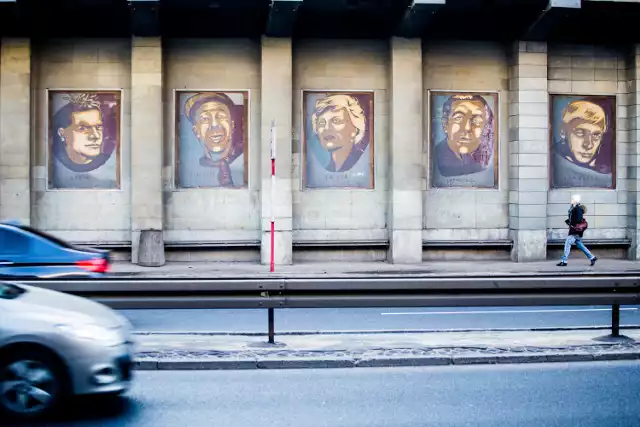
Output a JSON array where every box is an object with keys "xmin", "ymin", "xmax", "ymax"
[{"xmin": 76, "ymin": 258, "xmax": 109, "ymax": 273}]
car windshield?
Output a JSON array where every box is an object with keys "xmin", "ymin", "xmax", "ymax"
[
  {"xmin": 0, "ymin": 283, "xmax": 26, "ymax": 300},
  {"xmin": 16, "ymin": 225, "xmax": 76, "ymax": 250}
]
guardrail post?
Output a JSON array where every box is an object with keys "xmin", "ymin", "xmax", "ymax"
[
  {"xmin": 268, "ymin": 308, "xmax": 275, "ymax": 344},
  {"xmin": 611, "ymin": 304, "xmax": 620, "ymax": 337}
]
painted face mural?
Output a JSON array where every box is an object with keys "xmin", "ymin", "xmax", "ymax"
[
  {"xmin": 177, "ymin": 92, "xmax": 248, "ymax": 188},
  {"xmin": 551, "ymin": 96, "xmax": 615, "ymax": 189},
  {"xmin": 49, "ymin": 91, "xmax": 120, "ymax": 189},
  {"xmin": 444, "ymin": 99, "xmax": 486, "ymax": 156},
  {"xmin": 192, "ymin": 101, "xmax": 233, "ymax": 159},
  {"xmin": 59, "ymin": 108, "xmax": 104, "ymax": 164},
  {"xmin": 304, "ymin": 92, "xmax": 374, "ymax": 189},
  {"xmin": 430, "ymin": 92, "xmax": 498, "ymax": 188}
]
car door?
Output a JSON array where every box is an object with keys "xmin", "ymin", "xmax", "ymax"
[
  {"xmin": 0, "ymin": 225, "xmax": 109, "ymax": 279},
  {"xmin": 0, "ymin": 226, "xmax": 32, "ymax": 278},
  {"xmin": 0, "ymin": 225, "xmax": 80, "ymax": 279}
]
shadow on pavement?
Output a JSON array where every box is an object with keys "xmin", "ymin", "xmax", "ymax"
[{"xmin": 6, "ymin": 395, "xmax": 138, "ymax": 426}]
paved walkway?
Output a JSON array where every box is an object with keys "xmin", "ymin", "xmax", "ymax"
[
  {"xmin": 110, "ymin": 259, "xmax": 640, "ymax": 278},
  {"xmin": 133, "ymin": 328, "xmax": 640, "ymax": 370}
]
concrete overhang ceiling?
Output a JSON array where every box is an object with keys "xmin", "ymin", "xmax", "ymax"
[{"xmin": 0, "ymin": 0, "xmax": 639, "ymax": 42}]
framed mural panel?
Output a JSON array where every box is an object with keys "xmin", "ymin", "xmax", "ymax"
[
  {"xmin": 550, "ymin": 94, "xmax": 616, "ymax": 189},
  {"xmin": 430, "ymin": 91, "xmax": 499, "ymax": 189},
  {"xmin": 175, "ymin": 91, "xmax": 249, "ymax": 188},
  {"xmin": 302, "ymin": 91, "xmax": 374, "ymax": 189},
  {"xmin": 47, "ymin": 90, "xmax": 121, "ymax": 189}
]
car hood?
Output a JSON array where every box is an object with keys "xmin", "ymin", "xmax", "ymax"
[{"xmin": 12, "ymin": 284, "xmax": 126, "ymax": 328}]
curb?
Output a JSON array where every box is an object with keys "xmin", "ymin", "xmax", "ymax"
[
  {"xmin": 133, "ymin": 325, "xmax": 640, "ymax": 336},
  {"xmin": 133, "ymin": 351, "xmax": 640, "ymax": 371},
  {"xmin": 108, "ymin": 270, "xmax": 640, "ymax": 280}
]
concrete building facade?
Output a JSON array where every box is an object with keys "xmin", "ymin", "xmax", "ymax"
[{"xmin": 1, "ymin": 0, "xmax": 640, "ymax": 265}]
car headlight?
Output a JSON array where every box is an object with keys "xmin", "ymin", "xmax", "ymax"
[{"xmin": 56, "ymin": 323, "xmax": 124, "ymax": 346}]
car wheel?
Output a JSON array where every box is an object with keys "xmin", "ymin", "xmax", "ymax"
[{"xmin": 0, "ymin": 349, "xmax": 69, "ymax": 421}]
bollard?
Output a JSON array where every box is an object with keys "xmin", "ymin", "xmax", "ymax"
[
  {"xmin": 137, "ymin": 229, "xmax": 165, "ymax": 267},
  {"xmin": 268, "ymin": 308, "xmax": 275, "ymax": 344},
  {"xmin": 611, "ymin": 304, "xmax": 620, "ymax": 337}
]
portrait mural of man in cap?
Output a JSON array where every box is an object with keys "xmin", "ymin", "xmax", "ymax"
[
  {"xmin": 48, "ymin": 90, "xmax": 121, "ymax": 189},
  {"xmin": 430, "ymin": 92, "xmax": 498, "ymax": 188},
  {"xmin": 176, "ymin": 91, "xmax": 248, "ymax": 188},
  {"xmin": 303, "ymin": 91, "xmax": 374, "ymax": 189},
  {"xmin": 550, "ymin": 95, "xmax": 615, "ymax": 189}
]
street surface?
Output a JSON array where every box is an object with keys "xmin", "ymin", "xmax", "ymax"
[
  {"xmin": 14, "ymin": 361, "xmax": 640, "ymax": 427},
  {"xmin": 120, "ymin": 305, "xmax": 640, "ymax": 333}
]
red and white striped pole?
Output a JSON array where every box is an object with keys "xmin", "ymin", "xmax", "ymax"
[{"xmin": 269, "ymin": 120, "xmax": 276, "ymax": 273}]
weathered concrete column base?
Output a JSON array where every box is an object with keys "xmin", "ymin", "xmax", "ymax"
[
  {"xmin": 389, "ymin": 230, "xmax": 423, "ymax": 264},
  {"xmin": 136, "ymin": 229, "xmax": 166, "ymax": 267},
  {"xmin": 628, "ymin": 229, "xmax": 640, "ymax": 260},
  {"xmin": 510, "ymin": 230, "xmax": 547, "ymax": 262},
  {"xmin": 261, "ymin": 231, "xmax": 293, "ymax": 265}
]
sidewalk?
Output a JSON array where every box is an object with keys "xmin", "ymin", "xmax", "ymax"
[
  {"xmin": 132, "ymin": 328, "xmax": 640, "ymax": 370},
  {"xmin": 111, "ymin": 259, "xmax": 640, "ymax": 279}
]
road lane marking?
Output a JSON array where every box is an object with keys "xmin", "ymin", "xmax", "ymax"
[{"xmin": 380, "ymin": 308, "xmax": 639, "ymax": 316}]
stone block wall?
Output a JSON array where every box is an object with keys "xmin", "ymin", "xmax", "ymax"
[
  {"xmin": 31, "ymin": 39, "xmax": 132, "ymax": 243},
  {"xmin": 0, "ymin": 39, "xmax": 31, "ymax": 225},
  {"xmin": 422, "ymin": 41, "xmax": 510, "ymax": 243},
  {"xmin": 162, "ymin": 39, "xmax": 261, "ymax": 245},
  {"xmin": 507, "ymin": 42, "xmax": 550, "ymax": 261},
  {"xmin": 547, "ymin": 44, "xmax": 628, "ymax": 241},
  {"xmin": 2, "ymin": 36, "xmax": 640, "ymax": 263},
  {"xmin": 292, "ymin": 40, "xmax": 389, "ymax": 245}
]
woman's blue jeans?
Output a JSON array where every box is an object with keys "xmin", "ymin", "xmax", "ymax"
[{"xmin": 561, "ymin": 235, "xmax": 594, "ymax": 262}]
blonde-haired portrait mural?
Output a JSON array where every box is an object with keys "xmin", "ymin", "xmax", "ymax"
[
  {"xmin": 303, "ymin": 91, "xmax": 374, "ymax": 189},
  {"xmin": 176, "ymin": 91, "xmax": 248, "ymax": 188},
  {"xmin": 551, "ymin": 95, "xmax": 616, "ymax": 189},
  {"xmin": 48, "ymin": 90, "xmax": 121, "ymax": 189}
]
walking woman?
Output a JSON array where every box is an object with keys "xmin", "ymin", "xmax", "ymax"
[{"xmin": 557, "ymin": 195, "xmax": 597, "ymax": 267}]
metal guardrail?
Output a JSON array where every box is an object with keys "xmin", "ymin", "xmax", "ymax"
[{"xmin": 19, "ymin": 273, "xmax": 640, "ymax": 344}]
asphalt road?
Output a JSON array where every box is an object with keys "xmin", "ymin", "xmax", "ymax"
[
  {"xmin": 14, "ymin": 361, "xmax": 640, "ymax": 427},
  {"xmin": 119, "ymin": 305, "xmax": 640, "ymax": 333}
]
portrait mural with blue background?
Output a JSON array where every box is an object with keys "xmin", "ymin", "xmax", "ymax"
[
  {"xmin": 48, "ymin": 90, "xmax": 121, "ymax": 190},
  {"xmin": 430, "ymin": 91, "xmax": 499, "ymax": 189},
  {"xmin": 176, "ymin": 91, "xmax": 248, "ymax": 188},
  {"xmin": 303, "ymin": 91, "xmax": 374, "ymax": 189},
  {"xmin": 550, "ymin": 94, "xmax": 616, "ymax": 189}
]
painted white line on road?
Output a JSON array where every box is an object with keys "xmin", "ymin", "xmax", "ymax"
[{"xmin": 380, "ymin": 308, "xmax": 639, "ymax": 316}]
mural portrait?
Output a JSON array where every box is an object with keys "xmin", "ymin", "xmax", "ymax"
[
  {"xmin": 550, "ymin": 95, "xmax": 615, "ymax": 189},
  {"xmin": 303, "ymin": 91, "xmax": 374, "ymax": 189},
  {"xmin": 430, "ymin": 92, "xmax": 499, "ymax": 188},
  {"xmin": 48, "ymin": 91, "xmax": 121, "ymax": 189},
  {"xmin": 176, "ymin": 91, "xmax": 248, "ymax": 188}
]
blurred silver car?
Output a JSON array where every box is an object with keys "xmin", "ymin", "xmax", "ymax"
[{"xmin": 0, "ymin": 282, "xmax": 134, "ymax": 420}]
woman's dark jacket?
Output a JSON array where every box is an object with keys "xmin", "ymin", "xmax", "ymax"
[{"xmin": 566, "ymin": 204, "xmax": 587, "ymax": 237}]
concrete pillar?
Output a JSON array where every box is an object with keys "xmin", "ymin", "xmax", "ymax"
[
  {"xmin": 260, "ymin": 37, "xmax": 293, "ymax": 265},
  {"xmin": 627, "ymin": 46, "xmax": 640, "ymax": 259},
  {"xmin": 0, "ymin": 38, "xmax": 31, "ymax": 224},
  {"xmin": 131, "ymin": 37, "xmax": 164, "ymax": 266},
  {"xmin": 388, "ymin": 37, "xmax": 423, "ymax": 263},
  {"xmin": 508, "ymin": 41, "xmax": 549, "ymax": 262}
]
